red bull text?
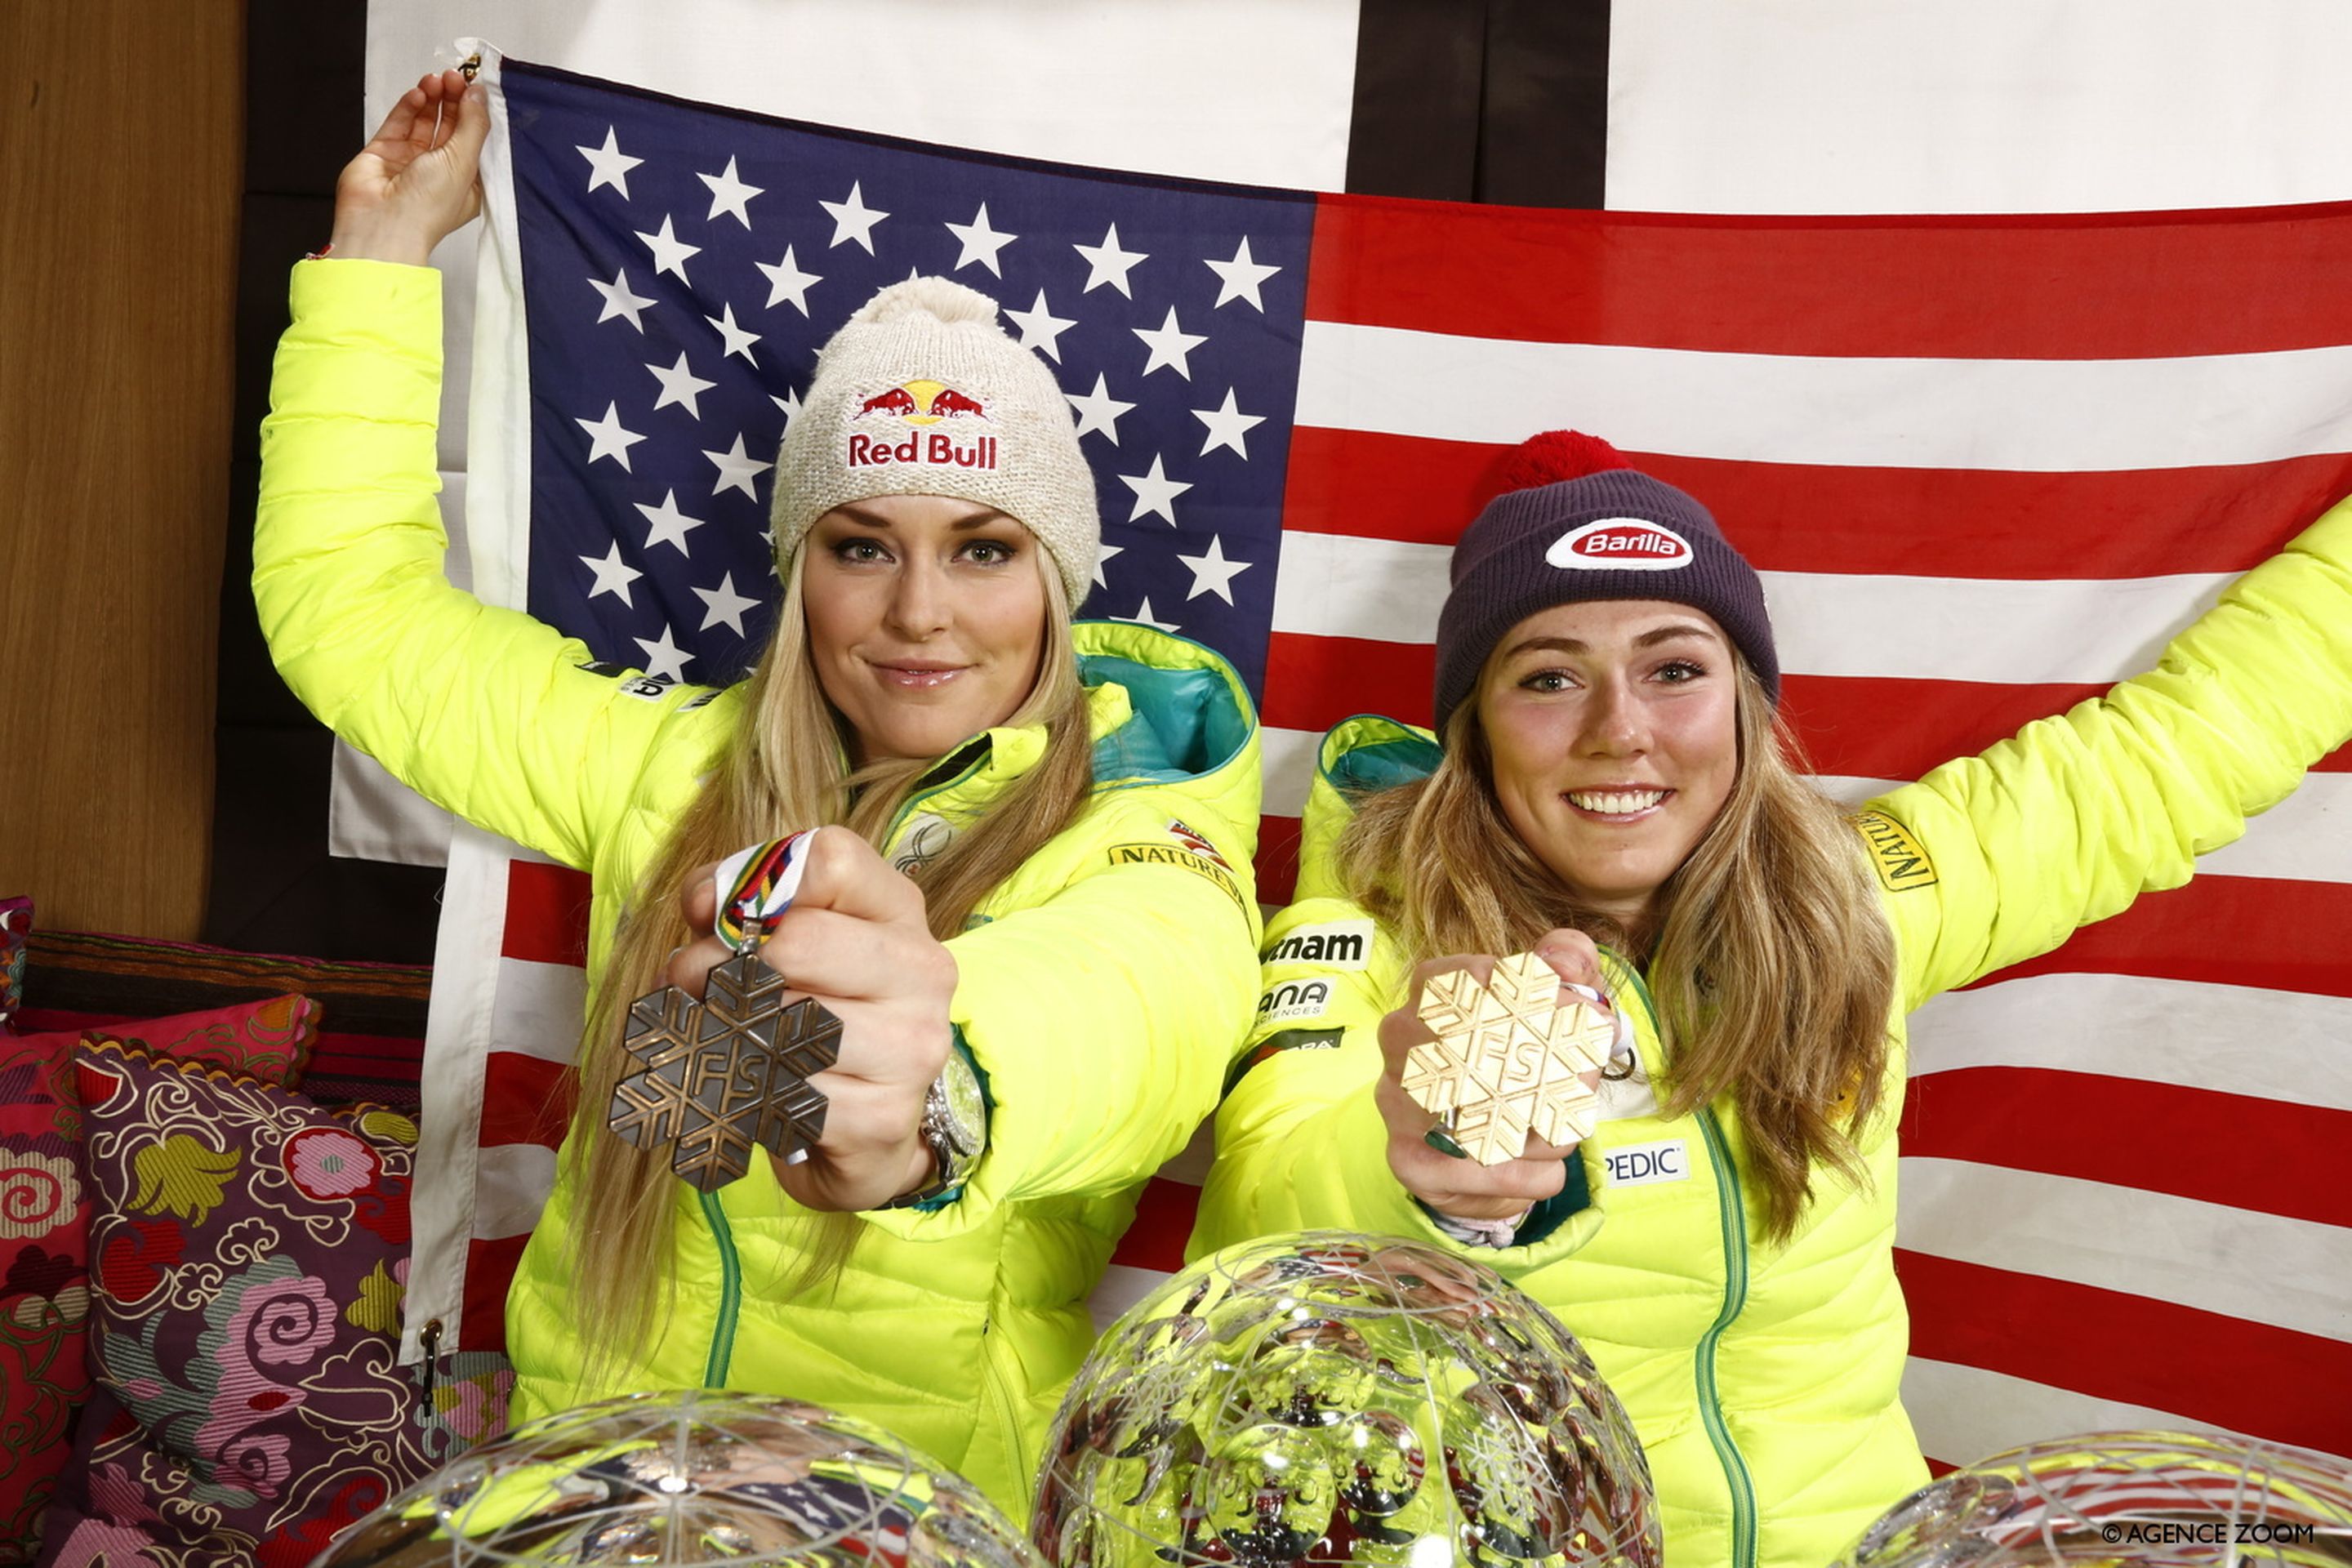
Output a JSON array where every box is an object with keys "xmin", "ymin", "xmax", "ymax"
[{"xmin": 849, "ymin": 378, "xmax": 998, "ymax": 470}]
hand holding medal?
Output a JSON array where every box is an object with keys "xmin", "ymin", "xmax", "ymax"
[
  {"xmin": 1373, "ymin": 930, "xmax": 1624, "ymax": 1224},
  {"xmin": 608, "ymin": 827, "xmax": 959, "ymax": 1209}
]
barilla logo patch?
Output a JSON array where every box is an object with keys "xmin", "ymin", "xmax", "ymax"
[
  {"xmin": 1601, "ymin": 1138, "xmax": 1690, "ymax": 1188},
  {"xmin": 1545, "ymin": 517, "xmax": 1694, "ymax": 572},
  {"xmin": 1853, "ymin": 809, "xmax": 1938, "ymax": 892},
  {"xmin": 847, "ymin": 378, "xmax": 998, "ymax": 471},
  {"xmin": 1262, "ymin": 918, "xmax": 1374, "ymax": 970}
]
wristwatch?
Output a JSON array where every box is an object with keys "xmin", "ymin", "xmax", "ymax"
[{"xmin": 880, "ymin": 1034, "xmax": 987, "ymax": 1209}]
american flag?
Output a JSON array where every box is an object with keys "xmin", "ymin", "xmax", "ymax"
[{"xmin": 404, "ymin": 47, "xmax": 2352, "ymax": 1469}]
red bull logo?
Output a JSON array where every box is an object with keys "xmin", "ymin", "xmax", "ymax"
[
  {"xmin": 1544, "ymin": 516, "xmax": 1694, "ymax": 572},
  {"xmin": 849, "ymin": 377, "xmax": 998, "ymax": 470}
]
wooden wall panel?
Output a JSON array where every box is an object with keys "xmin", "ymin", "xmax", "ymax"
[{"xmin": 0, "ymin": 2, "xmax": 246, "ymax": 938}]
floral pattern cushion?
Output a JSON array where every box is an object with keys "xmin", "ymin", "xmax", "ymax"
[
  {"xmin": 0, "ymin": 999, "xmax": 316, "ymax": 1565},
  {"xmin": 34, "ymin": 1042, "xmax": 510, "ymax": 1568},
  {"xmin": 0, "ymin": 898, "xmax": 28, "ymax": 1035}
]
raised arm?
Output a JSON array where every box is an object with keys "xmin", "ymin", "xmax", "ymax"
[{"xmin": 1874, "ymin": 496, "xmax": 2352, "ymax": 1007}]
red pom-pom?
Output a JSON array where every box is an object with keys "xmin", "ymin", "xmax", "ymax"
[{"xmin": 1488, "ymin": 430, "xmax": 1631, "ymax": 500}]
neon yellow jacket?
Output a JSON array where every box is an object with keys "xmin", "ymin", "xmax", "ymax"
[
  {"xmin": 1194, "ymin": 498, "xmax": 2352, "ymax": 1568},
  {"xmin": 256, "ymin": 260, "xmax": 1264, "ymax": 1516}
]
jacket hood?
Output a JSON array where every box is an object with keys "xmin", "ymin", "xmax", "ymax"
[{"xmin": 1293, "ymin": 713, "xmax": 1440, "ymax": 904}]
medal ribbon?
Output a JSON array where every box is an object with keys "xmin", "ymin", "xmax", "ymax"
[{"xmin": 714, "ymin": 831, "xmax": 815, "ymax": 951}]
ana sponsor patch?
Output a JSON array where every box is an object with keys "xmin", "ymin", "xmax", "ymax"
[
  {"xmin": 1853, "ymin": 809, "xmax": 1938, "ymax": 891},
  {"xmin": 1260, "ymin": 918, "xmax": 1375, "ymax": 971},
  {"xmin": 1224, "ymin": 1025, "xmax": 1346, "ymax": 1092},
  {"xmin": 1601, "ymin": 1138, "xmax": 1690, "ymax": 1188},
  {"xmin": 1544, "ymin": 516, "xmax": 1694, "ymax": 572},
  {"xmin": 1106, "ymin": 841, "xmax": 1245, "ymax": 911},
  {"xmin": 1255, "ymin": 978, "xmax": 1333, "ymax": 1025},
  {"xmin": 848, "ymin": 377, "xmax": 998, "ymax": 471}
]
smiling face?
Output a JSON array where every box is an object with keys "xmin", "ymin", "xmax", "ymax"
[
  {"xmin": 1474, "ymin": 599, "xmax": 1740, "ymax": 935},
  {"xmin": 800, "ymin": 492, "xmax": 1050, "ymax": 764}
]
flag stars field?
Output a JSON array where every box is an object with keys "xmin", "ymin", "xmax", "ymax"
[
  {"xmin": 946, "ymin": 203, "xmax": 1018, "ymax": 275},
  {"xmin": 1075, "ymin": 221, "xmax": 1148, "ymax": 296},
  {"xmin": 703, "ymin": 434, "xmax": 773, "ymax": 501},
  {"xmin": 697, "ymin": 156, "xmax": 763, "ymax": 227},
  {"xmin": 577, "ymin": 125, "xmax": 641, "ymax": 197},
  {"xmin": 1066, "ymin": 374, "xmax": 1136, "ymax": 443},
  {"xmin": 1205, "ymin": 237, "xmax": 1280, "ymax": 310},
  {"xmin": 1119, "ymin": 455, "xmax": 1193, "ymax": 524},
  {"xmin": 636, "ymin": 215, "xmax": 702, "ymax": 283},
  {"xmin": 1134, "ymin": 306, "xmax": 1209, "ymax": 380},
  {"xmin": 693, "ymin": 572, "xmax": 761, "ymax": 635},
  {"xmin": 634, "ymin": 624, "xmax": 693, "ymax": 684},
  {"xmin": 757, "ymin": 247, "xmax": 822, "ymax": 314},
  {"xmin": 590, "ymin": 269, "xmax": 657, "ymax": 330},
  {"xmin": 634, "ymin": 489, "xmax": 706, "ymax": 555},
  {"xmin": 1194, "ymin": 389, "xmax": 1263, "ymax": 458},
  {"xmin": 821, "ymin": 180, "xmax": 889, "ymax": 252},
  {"xmin": 647, "ymin": 351, "xmax": 716, "ymax": 416},
  {"xmin": 1177, "ymin": 536, "xmax": 1251, "ymax": 604},
  {"xmin": 1005, "ymin": 289, "xmax": 1076, "ymax": 361},
  {"xmin": 576, "ymin": 403, "xmax": 648, "ymax": 469}
]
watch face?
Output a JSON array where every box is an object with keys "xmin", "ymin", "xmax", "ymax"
[{"xmin": 935, "ymin": 1050, "xmax": 987, "ymax": 1157}]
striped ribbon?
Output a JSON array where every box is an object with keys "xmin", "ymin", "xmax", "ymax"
[{"xmin": 713, "ymin": 831, "xmax": 815, "ymax": 951}]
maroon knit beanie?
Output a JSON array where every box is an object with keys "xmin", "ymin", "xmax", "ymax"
[{"xmin": 1432, "ymin": 432, "xmax": 1779, "ymax": 733}]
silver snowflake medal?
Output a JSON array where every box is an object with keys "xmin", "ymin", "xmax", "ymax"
[
  {"xmin": 313, "ymin": 1388, "xmax": 1044, "ymax": 1567},
  {"xmin": 1401, "ymin": 953, "xmax": 1617, "ymax": 1165},
  {"xmin": 609, "ymin": 834, "xmax": 840, "ymax": 1192},
  {"xmin": 1833, "ymin": 1430, "xmax": 2352, "ymax": 1568}
]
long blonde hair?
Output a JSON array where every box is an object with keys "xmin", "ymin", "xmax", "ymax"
[
  {"xmin": 1337, "ymin": 660, "xmax": 1897, "ymax": 1241},
  {"xmin": 567, "ymin": 551, "xmax": 1096, "ymax": 1363}
]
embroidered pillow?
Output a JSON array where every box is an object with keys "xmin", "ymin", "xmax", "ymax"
[
  {"xmin": 33, "ymin": 1042, "xmax": 508, "ymax": 1568},
  {"xmin": 0, "ymin": 997, "xmax": 318, "ymax": 1564}
]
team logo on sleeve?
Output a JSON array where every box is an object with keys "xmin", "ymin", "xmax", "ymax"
[
  {"xmin": 1852, "ymin": 810, "xmax": 1938, "ymax": 891},
  {"xmin": 1107, "ymin": 840, "xmax": 1245, "ymax": 911},
  {"xmin": 1224, "ymin": 1025, "xmax": 1345, "ymax": 1092},
  {"xmin": 1260, "ymin": 918, "xmax": 1374, "ymax": 970},
  {"xmin": 1256, "ymin": 978, "xmax": 1332, "ymax": 1025},
  {"xmin": 1165, "ymin": 817, "xmax": 1232, "ymax": 870},
  {"xmin": 849, "ymin": 378, "xmax": 998, "ymax": 471}
]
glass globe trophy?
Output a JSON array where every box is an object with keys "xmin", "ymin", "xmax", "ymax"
[
  {"xmin": 1834, "ymin": 1430, "xmax": 2352, "ymax": 1567},
  {"xmin": 310, "ymin": 1389, "xmax": 1041, "ymax": 1566},
  {"xmin": 1031, "ymin": 1232, "xmax": 1660, "ymax": 1568}
]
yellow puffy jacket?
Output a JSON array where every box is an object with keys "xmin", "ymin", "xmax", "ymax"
[
  {"xmin": 1193, "ymin": 497, "xmax": 2352, "ymax": 1568},
  {"xmin": 256, "ymin": 260, "xmax": 1265, "ymax": 1515}
]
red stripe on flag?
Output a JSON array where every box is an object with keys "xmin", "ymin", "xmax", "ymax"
[
  {"xmin": 1282, "ymin": 429, "xmax": 2352, "ymax": 579},
  {"xmin": 462, "ymin": 1235, "xmax": 527, "ymax": 1352},
  {"xmin": 502, "ymin": 861, "xmax": 593, "ymax": 968},
  {"xmin": 1897, "ymin": 1250, "xmax": 2352, "ymax": 1456},
  {"xmin": 1900, "ymin": 1067, "xmax": 2352, "ymax": 1228},
  {"xmin": 478, "ymin": 1050, "xmax": 575, "ymax": 1148},
  {"xmin": 1307, "ymin": 194, "xmax": 2352, "ymax": 359},
  {"xmin": 1110, "ymin": 1176, "xmax": 1203, "ymax": 1273},
  {"xmin": 1264, "ymin": 632, "xmax": 1433, "ymax": 733},
  {"xmin": 1969, "ymin": 874, "xmax": 2352, "ymax": 999}
]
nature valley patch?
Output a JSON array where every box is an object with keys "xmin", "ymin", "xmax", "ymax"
[
  {"xmin": 1854, "ymin": 810, "xmax": 1938, "ymax": 891},
  {"xmin": 1106, "ymin": 841, "xmax": 1245, "ymax": 911}
]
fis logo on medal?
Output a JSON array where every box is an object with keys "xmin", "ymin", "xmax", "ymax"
[{"xmin": 848, "ymin": 378, "xmax": 998, "ymax": 471}]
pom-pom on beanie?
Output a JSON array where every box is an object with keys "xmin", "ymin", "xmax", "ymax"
[
  {"xmin": 1431, "ymin": 431, "xmax": 1779, "ymax": 733},
  {"xmin": 770, "ymin": 277, "xmax": 1099, "ymax": 606}
]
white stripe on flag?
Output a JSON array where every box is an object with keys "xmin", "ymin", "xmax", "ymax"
[
  {"xmin": 1088, "ymin": 1263, "xmax": 1178, "ymax": 1337},
  {"xmin": 474, "ymin": 1141, "xmax": 561, "ymax": 1241},
  {"xmin": 1294, "ymin": 322, "xmax": 2352, "ymax": 469},
  {"xmin": 1909, "ymin": 973, "xmax": 2352, "ymax": 1115},
  {"xmin": 1271, "ymin": 530, "xmax": 2238, "ymax": 682},
  {"xmin": 1895, "ymin": 1159, "xmax": 2352, "ymax": 1344},
  {"xmin": 1900, "ymin": 1356, "xmax": 2260, "ymax": 1471},
  {"xmin": 1263, "ymin": 725, "xmax": 1324, "ymax": 821},
  {"xmin": 490, "ymin": 956, "xmax": 591, "ymax": 1064}
]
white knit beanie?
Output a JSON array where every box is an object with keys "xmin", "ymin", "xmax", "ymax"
[{"xmin": 770, "ymin": 277, "xmax": 1099, "ymax": 606}]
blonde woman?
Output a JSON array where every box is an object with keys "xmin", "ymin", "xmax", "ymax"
[
  {"xmin": 1194, "ymin": 430, "xmax": 2352, "ymax": 1568},
  {"xmin": 258, "ymin": 71, "xmax": 1263, "ymax": 1512}
]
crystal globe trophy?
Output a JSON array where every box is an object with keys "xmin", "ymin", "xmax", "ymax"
[
  {"xmin": 1031, "ymin": 1232, "xmax": 1661, "ymax": 1568},
  {"xmin": 1834, "ymin": 1430, "xmax": 2352, "ymax": 1567},
  {"xmin": 311, "ymin": 1388, "xmax": 1041, "ymax": 1567}
]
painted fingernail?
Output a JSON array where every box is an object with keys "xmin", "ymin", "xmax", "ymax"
[{"xmin": 1423, "ymin": 1125, "xmax": 1469, "ymax": 1160}]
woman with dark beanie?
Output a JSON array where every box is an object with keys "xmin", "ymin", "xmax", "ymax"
[{"xmin": 1193, "ymin": 430, "xmax": 2352, "ymax": 1568}]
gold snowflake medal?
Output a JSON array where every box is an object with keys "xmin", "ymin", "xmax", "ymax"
[
  {"xmin": 1401, "ymin": 953, "xmax": 1618, "ymax": 1166},
  {"xmin": 607, "ymin": 832, "xmax": 841, "ymax": 1192}
]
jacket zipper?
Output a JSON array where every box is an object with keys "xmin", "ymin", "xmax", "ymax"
[
  {"xmin": 700, "ymin": 1188, "xmax": 743, "ymax": 1387},
  {"xmin": 978, "ymin": 1316, "xmax": 1027, "ymax": 1491},
  {"xmin": 1613, "ymin": 967, "xmax": 1759, "ymax": 1568}
]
